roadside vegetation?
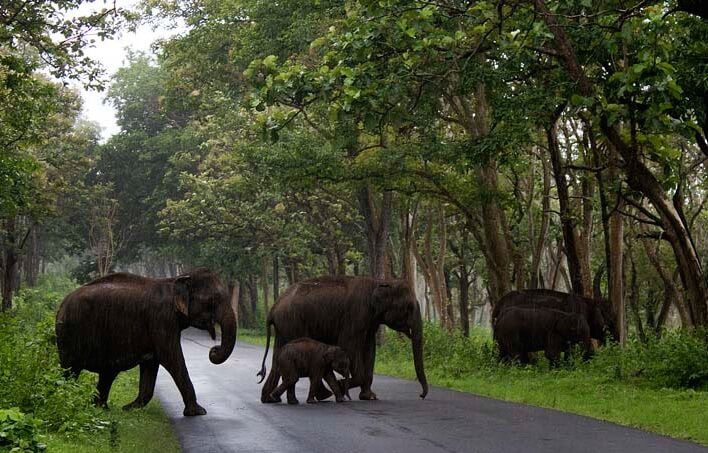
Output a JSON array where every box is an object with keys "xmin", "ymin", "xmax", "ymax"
[
  {"xmin": 0, "ymin": 275, "xmax": 179, "ymax": 453},
  {"xmin": 376, "ymin": 324, "xmax": 708, "ymax": 446}
]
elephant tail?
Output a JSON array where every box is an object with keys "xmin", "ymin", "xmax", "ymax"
[{"xmin": 256, "ymin": 315, "xmax": 273, "ymax": 384}]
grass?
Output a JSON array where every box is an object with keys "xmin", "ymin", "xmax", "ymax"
[
  {"xmin": 375, "ymin": 354, "xmax": 708, "ymax": 446},
  {"xmin": 43, "ymin": 369, "xmax": 180, "ymax": 453},
  {"xmin": 239, "ymin": 329, "xmax": 708, "ymax": 446}
]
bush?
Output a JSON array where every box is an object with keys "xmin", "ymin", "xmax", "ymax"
[
  {"xmin": 640, "ymin": 329, "xmax": 708, "ymax": 389},
  {"xmin": 380, "ymin": 322, "xmax": 708, "ymax": 390},
  {"xmin": 379, "ymin": 323, "xmax": 498, "ymax": 377},
  {"xmin": 0, "ymin": 408, "xmax": 46, "ymax": 452},
  {"xmin": 0, "ymin": 280, "xmax": 106, "ymax": 435}
]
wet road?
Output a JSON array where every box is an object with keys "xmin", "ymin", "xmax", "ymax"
[{"xmin": 154, "ymin": 329, "xmax": 706, "ymax": 453}]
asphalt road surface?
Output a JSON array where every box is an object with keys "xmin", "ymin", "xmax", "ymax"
[{"xmin": 154, "ymin": 329, "xmax": 707, "ymax": 453}]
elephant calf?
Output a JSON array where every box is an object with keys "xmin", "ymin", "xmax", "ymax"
[
  {"xmin": 269, "ymin": 338, "xmax": 351, "ymax": 405},
  {"xmin": 494, "ymin": 307, "xmax": 593, "ymax": 366}
]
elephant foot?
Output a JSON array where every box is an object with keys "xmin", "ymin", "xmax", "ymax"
[
  {"xmin": 359, "ymin": 390, "xmax": 378, "ymax": 401},
  {"xmin": 306, "ymin": 398, "xmax": 317, "ymax": 404},
  {"xmin": 122, "ymin": 400, "xmax": 147, "ymax": 411},
  {"xmin": 287, "ymin": 398, "xmax": 299, "ymax": 405},
  {"xmin": 262, "ymin": 394, "xmax": 282, "ymax": 404},
  {"xmin": 183, "ymin": 404, "xmax": 207, "ymax": 416},
  {"xmin": 335, "ymin": 396, "xmax": 346, "ymax": 403},
  {"xmin": 315, "ymin": 386, "xmax": 333, "ymax": 401},
  {"xmin": 93, "ymin": 397, "xmax": 109, "ymax": 409}
]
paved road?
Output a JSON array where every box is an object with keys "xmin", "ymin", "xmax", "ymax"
[{"xmin": 154, "ymin": 329, "xmax": 706, "ymax": 453}]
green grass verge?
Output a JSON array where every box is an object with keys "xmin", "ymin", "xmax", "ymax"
[
  {"xmin": 239, "ymin": 333, "xmax": 708, "ymax": 446},
  {"xmin": 43, "ymin": 369, "xmax": 180, "ymax": 453},
  {"xmin": 375, "ymin": 356, "xmax": 708, "ymax": 446}
]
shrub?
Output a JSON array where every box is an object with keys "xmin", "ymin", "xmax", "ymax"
[
  {"xmin": 0, "ymin": 281, "xmax": 105, "ymax": 434},
  {"xmin": 0, "ymin": 408, "xmax": 46, "ymax": 452},
  {"xmin": 380, "ymin": 322, "xmax": 708, "ymax": 391},
  {"xmin": 379, "ymin": 323, "xmax": 497, "ymax": 377},
  {"xmin": 640, "ymin": 329, "xmax": 708, "ymax": 389}
]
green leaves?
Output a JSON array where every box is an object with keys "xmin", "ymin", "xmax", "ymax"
[{"xmin": 0, "ymin": 408, "xmax": 46, "ymax": 452}]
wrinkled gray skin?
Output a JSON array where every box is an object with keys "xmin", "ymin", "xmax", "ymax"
[
  {"xmin": 494, "ymin": 307, "xmax": 593, "ymax": 367},
  {"xmin": 56, "ymin": 268, "xmax": 236, "ymax": 416},
  {"xmin": 270, "ymin": 338, "xmax": 352, "ymax": 405}
]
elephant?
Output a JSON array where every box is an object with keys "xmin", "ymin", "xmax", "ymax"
[
  {"xmin": 55, "ymin": 267, "xmax": 236, "ymax": 416},
  {"xmin": 494, "ymin": 307, "xmax": 593, "ymax": 366},
  {"xmin": 257, "ymin": 276, "xmax": 428, "ymax": 402},
  {"xmin": 269, "ymin": 337, "xmax": 352, "ymax": 405},
  {"xmin": 492, "ymin": 289, "xmax": 618, "ymax": 343}
]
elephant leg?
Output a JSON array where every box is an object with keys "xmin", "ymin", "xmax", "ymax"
[
  {"xmin": 271, "ymin": 377, "xmax": 298, "ymax": 404},
  {"xmin": 582, "ymin": 339, "xmax": 594, "ymax": 361},
  {"xmin": 314, "ymin": 381, "xmax": 333, "ymax": 401},
  {"xmin": 95, "ymin": 370, "xmax": 119, "ymax": 408},
  {"xmin": 359, "ymin": 337, "xmax": 377, "ymax": 400},
  {"xmin": 261, "ymin": 340, "xmax": 285, "ymax": 403},
  {"xmin": 307, "ymin": 375, "xmax": 322, "ymax": 404},
  {"xmin": 519, "ymin": 351, "xmax": 532, "ymax": 364},
  {"xmin": 323, "ymin": 371, "xmax": 345, "ymax": 403},
  {"xmin": 286, "ymin": 383, "xmax": 298, "ymax": 405},
  {"xmin": 160, "ymin": 344, "xmax": 205, "ymax": 416},
  {"xmin": 123, "ymin": 359, "xmax": 159, "ymax": 410},
  {"xmin": 545, "ymin": 344, "xmax": 561, "ymax": 368}
]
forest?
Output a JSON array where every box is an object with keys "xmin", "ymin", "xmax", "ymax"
[{"xmin": 1, "ymin": 0, "xmax": 708, "ymax": 451}]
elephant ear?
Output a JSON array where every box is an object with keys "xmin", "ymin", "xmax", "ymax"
[
  {"xmin": 174, "ymin": 275, "xmax": 191, "ymax": 316},
  {"xmin": 557, "ymin": 313, "xmax": 582, "ymax": 335},
  {"xmin": 371, "ymin": 283, "xmax": 395, "ymax": 312}
]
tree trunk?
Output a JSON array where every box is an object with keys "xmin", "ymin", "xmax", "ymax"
[
  {"xmin": 272, "ymin": 255, "xmax": 279, "ymax": 301},
  {"xmin": 357, "ymin": 187, "xmax": 392, "ymax": 279},
  {"xmin": 609, "ymin": 195, "xmax": 625, "ymax": 344},
  {"xmin": 229, "ymin": 282, "xmax": 240, "ymax": 325},
  {"xmin": 401, "ymin": 205, "xmax": 418, "ymax": 295},
  {"xmin": 535, "ymin": 0, "xmax": 707, "ymax": 325},
  {"xmin": 546, "ymin": 123, "xmax": 586, "ymax": 296},
  {"xmin": 248, "ymin": 274, "xmax": 258, "ymax": 321},
  {"xmin": 2, "ymin": 218, "xmax": 18, "ymax": 311},
  {"xmin": 475, "ymin": 163, "xmax": 513, "ymax": 303},
  {"xmin": 261, "ymin": 258, "xmax": 270, "ymax": 314},
  {"xmin": 603, "ymin": 120, "xmax": 708, "ymax": 326},
  {"xmin": 628, "ymin": 253, "xmax": 646, "ymax": 343},
  {"xmin": 458, "ymin": 264, "xmax": 471, "ymax": 337},
  {"xmin": 530, "ymin": 154, "xmax": 551, "ymax": 289}
]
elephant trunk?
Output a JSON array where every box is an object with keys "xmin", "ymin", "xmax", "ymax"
[
  {"xmin": 209, "ymin": 303, "xmax": 237, "ymax": 364},
  {"xmin": 411, "ymin": 309, "xmax": 428, "ymax": 399}
]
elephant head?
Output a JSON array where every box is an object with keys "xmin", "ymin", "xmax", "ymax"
[
  {"xmin": 174, "ymin": 268, "xmax": 236, "ymax": 364},
  {"xmin": 587, "ymin": 299, "xmax": 618, "ymax": 344},
  {"xmin": 372, "ymin": 281, "xmax": 429, "ymax": 399}
]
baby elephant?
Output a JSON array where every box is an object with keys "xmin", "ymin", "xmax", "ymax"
[
  {"xmin": 494, "ymin": 307, "xmax": 593, "ymax": 366},
  {"xmin": 270, "ymin": 338, "xmax": 351, "ymax": 405}
]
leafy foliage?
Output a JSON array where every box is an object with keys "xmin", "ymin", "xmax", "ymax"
[
  {"xmin": 380, "ymin": 323, "xmax": 708, "ymax": 390},
  {"xmin": 0, "ymin": 408, "xmax": 46, "ymax": 452},
  {"xmin": 0, "ymin": 277, "xmax": 108, "ymax": 433}
]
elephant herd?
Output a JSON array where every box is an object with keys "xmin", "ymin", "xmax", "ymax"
[
  {"xmin": 54, "ymin": 268, "xmax": 616, "ymax": 417},
  {"xmin": 492, "ymin": 290, "xmax": 618, "ymax": 366},
  {"xmin": 55, "ymin": 269, "xmax": 428, "ymax": 415}
]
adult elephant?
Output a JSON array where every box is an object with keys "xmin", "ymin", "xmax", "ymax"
[
  {"xmin": 492, "ymin": 289, "xmax": 618, "ymax": 343},
  {"xmin": 494, "ymin": 307, "xmax": 593, "ymax": 366},
  {"xmin": 55, "ymin": 268, "xmax": 236, "ymax": 416},
  {"xmin": 258, "ymin": 276, "xmax": 428, "ymax": 402}
]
